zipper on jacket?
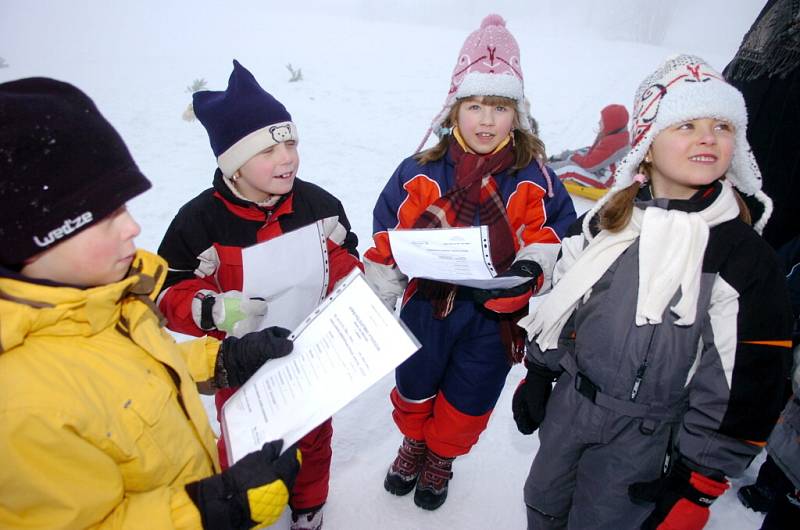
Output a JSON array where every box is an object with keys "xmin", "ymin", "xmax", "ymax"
[
  {"xmin": 259, "ymin": 207, "xmax": 276, "ymax": 232},
  {"xmin": 630, "ymin": 361, "xmax": 648, "ymax": 401},
  {"xmin": 630, "ymin": 326, "xmax": 657, "ymax": 401}
]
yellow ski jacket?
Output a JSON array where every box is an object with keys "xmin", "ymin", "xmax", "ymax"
[{"xmin": 0, "ymin": 251, "xmax": 222, "ymax": 529}]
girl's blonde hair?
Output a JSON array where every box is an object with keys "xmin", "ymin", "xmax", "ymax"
[
  {"xmin": 414, "ymin": 96, "xmax": 546, "ymax": 173},
  {"xmin": 598, "ymin": 160, "xmax": 752, "ymax": 232}
]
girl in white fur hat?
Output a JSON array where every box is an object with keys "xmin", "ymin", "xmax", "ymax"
[{"xmin": 517, "ymin": 54, "xmax": 793, "ymax": 530}]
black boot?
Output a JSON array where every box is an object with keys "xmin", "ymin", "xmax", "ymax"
[
  {"xmin": 739, "ymin": 483, "xmax": 779, "ymax": 513},
  {"xmin": 384, "ymin": 437, "xmax": 427, "ymax": 496},
  {"xmin": 760, "ymin": 490, "xmax": 800, "ymax": 530},
  {"xmin": 413, "ymin": 450, "xmax": 454, "ymax": 511},
  {"xmin": 738, "ymin": 456, "xmax": 795, "ymax": 513}
]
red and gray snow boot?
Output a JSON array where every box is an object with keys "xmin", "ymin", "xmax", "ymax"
[
  {"xmin": 291, "ymin": 505, "xmax": 323, "ymax": 530},
  {"xmin": 384, "ymin": 436, "xmax": 427, "ymax": 496},
  {"xmin": 413, "ymin": 450, "xmax": 455, "ymax": 511}
]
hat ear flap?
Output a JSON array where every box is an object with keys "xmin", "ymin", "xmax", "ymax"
[
  {"xmin": 518, "ymin": 97, "xmax": 535, "ymax": 134},
  {"xmin": 752, "ymin": 190, "xmax": 773, "ymax": 234}
]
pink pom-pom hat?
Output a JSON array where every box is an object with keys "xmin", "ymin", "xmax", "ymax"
[{"xmin": 416, "ymin": 14, "xmax": 534, "ymax": 152}]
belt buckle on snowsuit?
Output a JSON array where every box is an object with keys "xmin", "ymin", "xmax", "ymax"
[{"xmin": 574, "ymin": 371, "xmax": 600, "ymax": 403}]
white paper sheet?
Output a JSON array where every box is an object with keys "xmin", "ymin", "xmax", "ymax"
[
  {"xmin": 388, "ymin": 226, "xmax": 530, "ymax": 289},
  {"xmin": 241, "ymin": 220, "xmax": 329, "ymax": 332},
  {"xmin": 221, "ymin": 270, "xmax": 420, "ymax": 463}
]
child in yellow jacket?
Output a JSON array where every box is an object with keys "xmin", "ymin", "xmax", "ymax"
[{"xmin": 0, "ymin": 77, "xmax": 300, "ymax": 529}]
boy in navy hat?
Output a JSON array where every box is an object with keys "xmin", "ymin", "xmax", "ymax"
[
  {"xmin": 0, "ymin": 77, "xmax": 300, "ymax": 530},
  {"xmin": 158, "ymin": 60, "xmax": 362, "ymax": 530}
]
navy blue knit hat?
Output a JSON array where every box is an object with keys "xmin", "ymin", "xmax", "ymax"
[
  {"xmin": 193, "ymin": 60, "xmax": 298, "ymax": 176},
  {"xmin": 0, "ymin": 77, "xmax": 151, "ymax": 266}
]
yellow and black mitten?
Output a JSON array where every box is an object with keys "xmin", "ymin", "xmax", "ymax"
[{"xmin": 186, "ymin": 439, "xmax": 301, "ymax": 529}]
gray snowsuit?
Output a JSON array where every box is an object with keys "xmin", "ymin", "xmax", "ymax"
[
  {"xmin": 766, "ymin": 344, "xmax": 800, "ymax": 491},
  {"xmin": 524, "ymin": 186, "xmax": 793, "ymax": 529}
]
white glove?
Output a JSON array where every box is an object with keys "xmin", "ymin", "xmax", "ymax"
[
  {"xmin": 363, "ymin": 260, "xmax": 407, "ymax": 312},
  {"xmin": 191, "ymin": 290, "xmax": 268, "ymax": 337}
]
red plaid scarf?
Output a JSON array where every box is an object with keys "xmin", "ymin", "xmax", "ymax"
[
  {"xmin": 414, "ymin": 139, "xmax": 516, "ymax": 269},
  {"xmin": 414, "ymin": 136, "xmax": 526, "ymax": 363}
]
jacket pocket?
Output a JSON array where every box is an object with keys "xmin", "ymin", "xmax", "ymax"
[{"xmin": 115, "ymin": 376, "xmax": 174, "ymax": 490}]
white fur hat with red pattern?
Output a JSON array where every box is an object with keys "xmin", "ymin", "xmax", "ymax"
[{"xmin": 585, "ymin": 54, "xmax": 771, "ymax": 235}]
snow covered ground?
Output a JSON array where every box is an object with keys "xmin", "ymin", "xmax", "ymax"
[{"xmin": 2, "ymin": 1, "xmax": 772, "ymax": 528}]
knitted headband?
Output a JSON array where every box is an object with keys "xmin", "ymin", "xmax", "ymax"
[
  {"xmin": 416, "ymin": 14, "xmax": 534, "ymax": 152},
  {"xmin": 584, "ymin": 54, "xmax": 772, "ymax": 237}
]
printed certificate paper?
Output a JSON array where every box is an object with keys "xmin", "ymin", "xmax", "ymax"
[
  {"xmin": 241, "ymin": 220, "xmax": 329, "ymax": 331},
  {"xmin": 221, "ymin": 271, "xmax": 420, "ymax": 463},
  {"xmin": 388, "ymin": 226, "xmax": 529, "ymax": 289}
]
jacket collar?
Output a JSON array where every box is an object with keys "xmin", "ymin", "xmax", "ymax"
[
  {"xmin": 212, "ymin": 169, "xmax": 291, "ymax": 209},
  {"xmin": 635, "ymin": 180, "xmax": 723, "ymax": 214},
  {"xmin": 211, "ymin": 168, "xmax": 294, "ymax": 222},
  {"xmin": 0, "ymin": 250, "xmax": 167, "ymax": 352}
]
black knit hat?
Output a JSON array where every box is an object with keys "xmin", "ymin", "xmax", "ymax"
[{"xmin": 0, "ymin": 77, "xmax": 151, "ymax": 266}]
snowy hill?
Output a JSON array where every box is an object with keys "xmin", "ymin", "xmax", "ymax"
[{"xmin": 1, "ymin": 1, "xmax": 770, "ymax": 528}]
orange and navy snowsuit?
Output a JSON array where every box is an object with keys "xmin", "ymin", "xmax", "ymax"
[
  {"xmin": 364, "ymin": 152, "xmax": 575, "ymax": 457},
  {"xmin": 157, "ymin": 170, "xmax": 362, "ymax": 512}
]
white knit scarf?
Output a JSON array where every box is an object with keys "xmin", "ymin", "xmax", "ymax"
[{"xmin": 520, "ymin": 181, "xmax": 741, "ymax": 351}]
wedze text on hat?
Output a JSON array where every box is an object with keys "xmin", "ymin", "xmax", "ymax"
[{"xmin": 33, "ymin": 211, "xmax": 93, "ymax": 248}]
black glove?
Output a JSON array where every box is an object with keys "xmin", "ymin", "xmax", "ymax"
[
  {"xmin": 473, "ymin": 260, "xmax": 542, "ymax": 313},
  {"xmin": 216, "ymin": 327, "xmax": 293, "ymax": 387},
  {"xmin": 512, "ymin": 361, "xmax": 560, "ymax": 434},
  {"xmin": 185, "ymin": 439, "xmax": 301, "ymax": 530},
  {"xmin": 628, "ymin": 458, "xmax": 729, "ymax": 530}
]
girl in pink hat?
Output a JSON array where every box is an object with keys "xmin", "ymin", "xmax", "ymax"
[{"xmin": 364, "ymin": 14, "xmax": 576, "ymax": 511}]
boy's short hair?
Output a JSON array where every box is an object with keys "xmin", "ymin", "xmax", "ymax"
[{"xmin": 0, "ymin": 77, "xmax": 151, "ymax": 266}]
